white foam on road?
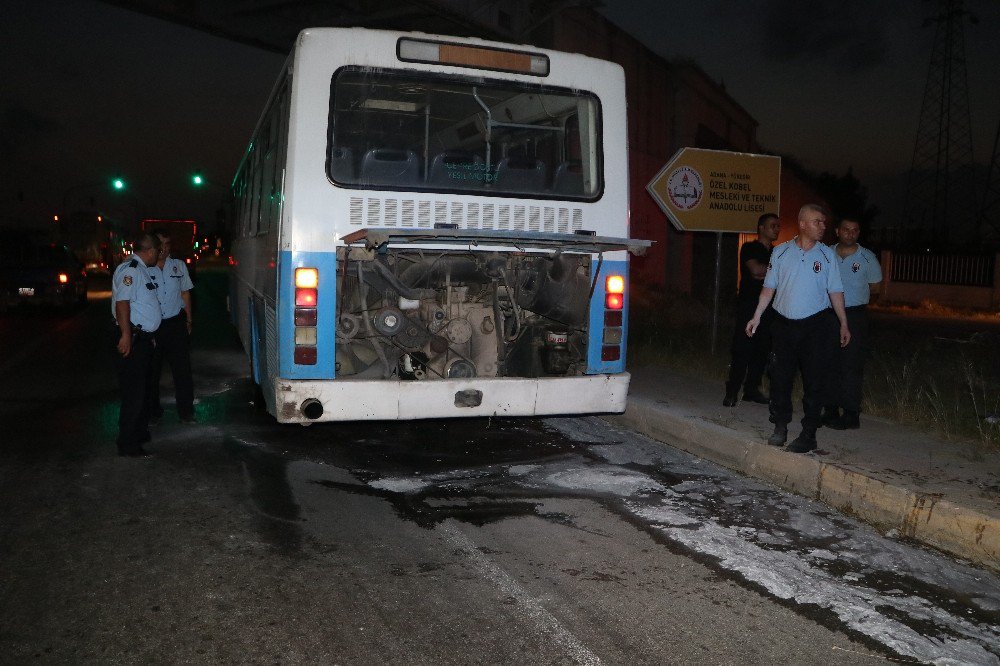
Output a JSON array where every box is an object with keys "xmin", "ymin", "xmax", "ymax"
[
  {"xmin": 629, "ymin": 501, "xmax": 999, "ymax": 666},
  {"xmin": 545, "ymin": 467, "xmax": 666, "ymax": 496}
]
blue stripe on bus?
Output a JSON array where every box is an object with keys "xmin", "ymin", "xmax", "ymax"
[
  {"xmin": 279, "ymin": 249, "xmax": 338, "ymax": 380},
  {"xmin": 586, "ymin": 258, "xmax": 628, "ymax": 374}
]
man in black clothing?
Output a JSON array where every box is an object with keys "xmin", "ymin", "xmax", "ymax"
[{"xmin": 724, "ymin": 212, "xmax": 781, "ymax": 407}]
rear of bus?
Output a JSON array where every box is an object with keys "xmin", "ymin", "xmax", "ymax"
[{"xmin": 241, "ymin": 28, "xmax": 647, "ymax": 422}]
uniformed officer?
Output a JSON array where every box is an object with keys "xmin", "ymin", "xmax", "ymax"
[
  {"xmin": 746, "ymin": 204, "xmax": 850, "ymax": 453},
  {"xmin": 148, "ymin": 228, "xmax": 195, "ymax": 423},
  {"xmin": 724, "ymin": 212, "xmax": 781, "ymax": 406},
  {"xmin": 111, "ymin": 233, "xmax": 162, "ymax": 457},
  {"xmin": 822, "ymin": 216, "xmax": 882, "ymax": 430}
]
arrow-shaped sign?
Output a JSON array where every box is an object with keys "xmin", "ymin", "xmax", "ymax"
[{"xmin": 647, "ymin": 148, "xmax": 781, "ymax": 233}]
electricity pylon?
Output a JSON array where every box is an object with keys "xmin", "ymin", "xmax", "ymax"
[{"xmin": 902, "ymin": 0, "xmax": 977, "ymax": 248}]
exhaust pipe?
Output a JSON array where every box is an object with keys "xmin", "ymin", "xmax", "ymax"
[{"xmin": 301, "ymin": 399, "xmax": 324, "ymax": 420}]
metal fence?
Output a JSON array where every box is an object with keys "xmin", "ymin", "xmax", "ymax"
[{"xmin": 890, "ymin": 253, "xmax": 996, "ymax": 287}]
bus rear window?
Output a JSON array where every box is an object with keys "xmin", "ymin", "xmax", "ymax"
[{"xmin": 327, "ymin": 68, "xmax": 602, "ymax": 200}]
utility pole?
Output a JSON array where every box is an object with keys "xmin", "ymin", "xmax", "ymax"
[{"xmin": 902, "ymin": 0, "xmax": 977, "ymax": 249}]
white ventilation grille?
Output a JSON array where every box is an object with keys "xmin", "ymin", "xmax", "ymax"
[
  {"xmin": 346, "ymin": 196, "xmax": 586, "ymax": 233},
  {"xmin": 384, "ymin": 198, "xmax": 398, "ymax": 226},
  {"xmin": 513, "ymin": 206, "xmax": 525, "ymax": 230},
  {"xmin": 529, "ymin": 206, "xmax": 541, "ymax": 232},
  {"xmin": 350, "ymin": 197, "xmax": 363, "ymax": 226},
  {"xmin": 402, "ymin": 200, "xmax": 414, "ymax": 227}
]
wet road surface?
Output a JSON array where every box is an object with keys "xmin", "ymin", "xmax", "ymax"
[{"xmin": 0, "ymin": 270, "xmax": 997, "ymax": 664}]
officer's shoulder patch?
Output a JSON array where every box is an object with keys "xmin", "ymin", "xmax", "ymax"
[
  {"xmin": 128, "ymin": 259, "xmax": 138, "ymax": 267},
  {"xmin": 123, "ymin": 275, "xmax": 133, "ymax": 286}
]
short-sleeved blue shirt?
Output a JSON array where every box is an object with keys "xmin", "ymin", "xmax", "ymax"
[
  {"xmin": 149, "ymin": 256, "xmax": 193, "ymax": 318},
  {"xmin": 764, "ymin": 238, "xmax": 844, "ymax": 320},
  {"xmin": 832, "ymin": 244, "xmax": 882, "ymax": 307},
  {"xmin": 111, "ymin": 254, "xmax": 162, "ymax": 332}
]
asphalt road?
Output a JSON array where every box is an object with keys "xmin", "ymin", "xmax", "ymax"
[{"xmin": 0, "ymin": 269, "xmax": 997, "ymax": 665}]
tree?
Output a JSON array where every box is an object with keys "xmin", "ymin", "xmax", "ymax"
[{"xmin": 810, "ymin": 167, "xmax": 879, "ymax": 226}]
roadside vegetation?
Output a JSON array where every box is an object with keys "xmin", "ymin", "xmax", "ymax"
[{"xmin": 629, "ymin": 293, "xmax": 1000, "ymax": 456}]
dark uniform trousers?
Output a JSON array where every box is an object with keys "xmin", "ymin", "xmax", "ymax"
[
  {"xmin": 826, "ymin": 306, "xmax": 869, "ymax": 414},
  {"xmin": 113, "ymin": 327, "xmax": 155, "ymax": 453},
  {"xmin": 769, "ymin": 309, "xmax": 838, "ymax": 431},
  {"xmin": 727, "ymin": 300, "xmax": 773, "ymax": 394},
  {"xmin": 150, "ymin": 311, "xmax": 194, "ymax": 418}
]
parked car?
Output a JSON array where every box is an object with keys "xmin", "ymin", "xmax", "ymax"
[{"xmin": 0, "ymin": 241, "xmax": 88, "ymax": 312}]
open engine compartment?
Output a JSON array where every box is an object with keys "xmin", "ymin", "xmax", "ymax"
[{"xmin": 334, "ymin": 247, "xmax": 593, "ymax": 381}]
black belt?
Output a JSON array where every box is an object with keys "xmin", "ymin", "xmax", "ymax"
[
  {"xmin": 164, "ymin": 310, "xmax": 186, "ymax": 321},
  {"xmin": 774, "ymin": 308, "xmax": 831, "ymax": 323},
  {"xmin": 112, "ymin": 322, "xmax": 157, "ymax": 338},
  {"xmin": 845, "ymin": 304, "xmax": 867, "ymax": 311}
]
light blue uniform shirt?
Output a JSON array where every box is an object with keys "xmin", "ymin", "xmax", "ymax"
[
  {"xmin": 832, "ymin": 244, "xmax": 882, "ymax": 307},
  {"xmin": 764, "ymin": 238, "xmax": 844, "ymax": 320},
  {"xmin": 111, "ymin": 254, "xmax": 162, "ymax": 332},
  {"xmin": 149, "ymin": 256, "xmax": 194, "ymax": 318}
]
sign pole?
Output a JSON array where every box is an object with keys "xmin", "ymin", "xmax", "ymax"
[{"xmin": 711, "ymin": 231, "xmax": 722, "ymax": 354}]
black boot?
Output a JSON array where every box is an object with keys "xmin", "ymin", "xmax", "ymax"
[
  {"xmin": 767, "ymin": 423, "xmax": 788, "ymax": 446},
  {"xmin": 723, "ymin": 383, "xmax": 739, "ymax": 407},
  {"xmin": 828, "ymin": 410, "xmax": 860, "ymax": 430},
  {"xmin": 820, "ymin": 406, "xmax": 840, "ymax": 428},
  {"xmin": 787, "ymin": 428, "xmax": 817, "ymax": 453}
]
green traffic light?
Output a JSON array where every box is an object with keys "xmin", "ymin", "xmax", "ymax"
[
  {"xmin": 193, "ymin": 174, "xmax": 203, "ymax": 186},
  {"xmin": 112, "ymin": 178, "xmax": 125, "ymax": 190}
]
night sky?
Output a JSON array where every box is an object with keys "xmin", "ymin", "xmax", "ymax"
[
  {"xmin": 1, "ymin": 0, "xmax": 284, "ymax": 230},
  {"xmin": 3, "ymin": 0, "xmax": 999, "ymax": 232}
]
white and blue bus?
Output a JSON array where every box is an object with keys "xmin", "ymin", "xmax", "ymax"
[{"xmin": 229, "ymin": 27, "xmax": 648, "ymax": 423}]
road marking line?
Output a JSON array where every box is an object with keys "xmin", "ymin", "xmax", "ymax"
[{"xmin": 439, "ymin": 522, "xmax": 602, "ymax": 666}]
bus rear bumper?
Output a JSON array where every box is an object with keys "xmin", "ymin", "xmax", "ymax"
[{"xmin": 272, "ymin": 373, "xmax": 631, "ymax": 423}]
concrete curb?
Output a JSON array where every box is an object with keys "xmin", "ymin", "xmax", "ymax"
[{"xmin": 604, "ymin": 395, "xmax": 1000, "ymax": 573}]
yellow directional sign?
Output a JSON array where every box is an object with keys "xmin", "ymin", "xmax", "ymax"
[{"xmin": 647, "ymin": 148, "xmax": 781, "ymax": 233}]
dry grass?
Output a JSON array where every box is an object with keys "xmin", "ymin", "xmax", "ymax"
[
  {"xmin": 865, "ymin": 337, "xmax": 1000, "ymax": 457},
  {"xmin": 870, "ymin": 299, "xmax": 1000, "ymax": 323}
]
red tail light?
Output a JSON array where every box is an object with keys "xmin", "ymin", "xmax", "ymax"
[
  {"xmin": 602, "ymin": 274, "xmax": 625, "ymax": 363},
  {"xmin": 295, "ymin": 268, "xmax": 319, "ymax": 364},
  {"xmin": 295, "ymin": 288, "xmax": 317, "ymax": 307}
]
